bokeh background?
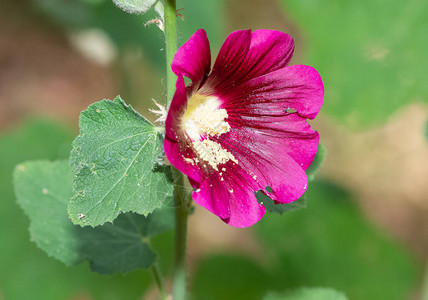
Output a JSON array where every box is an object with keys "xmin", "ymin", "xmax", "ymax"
[{"xmin": 1, "ymin": 0, "xmax": 427, "ymax": 299}]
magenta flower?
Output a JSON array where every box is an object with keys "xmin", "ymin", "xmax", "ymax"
[{"xmin": 164, "ymin": 29, "xmax": 324, "ymax": 227}]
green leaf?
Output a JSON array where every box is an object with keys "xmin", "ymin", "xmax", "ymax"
[
  {"xmin": 77, "ymin": 212, "xmax": 160, "ymax": 274},
  {"xmin": 14, "ymin": 160, "xmax": 174, "ymax": 274},
  {"xmin": 14, "ymin": 160, "xmax": 82, "ymax": 266},
  {"xmin": 264, "ymin": 287, "xmax": 348, "ymax": 300},
  {"xmin": 69, "ymin": 96, "xmax": 173, "ymax": 227},
  {"xmin": 0, "ymin": 119, "xmax": 155, "ymax": 299},
  {"xmin": 112, "ymin": 0, "xmax": 157, "ymax": 14},
  {"xmin": 257, "ymin": 142, "xmax": 325, "ymax": 214}
]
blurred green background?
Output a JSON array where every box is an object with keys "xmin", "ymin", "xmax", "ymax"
[{"xmin": 0, "ymin": 0, "xmax": 427, "ymax": 299}]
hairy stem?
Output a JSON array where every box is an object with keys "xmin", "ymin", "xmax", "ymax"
[
  {"xmin": 172, "ymin": 168, "xmax": 190, "ymax": 300},
  {"xmin": 164, "ymin": 1, "xmax": 190, "ymax": 299},
  {"xmin": 165, "ymin": 0, "xmax": 177, "ymax": 107}
]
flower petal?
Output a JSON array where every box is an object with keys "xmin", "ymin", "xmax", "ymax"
[
  {"xmin": 204, "ymin": 29, "xmax": 294, "ymax": 93},
  {"xmin": 192, "ymin": 166, "xmax": 267, "ymax": 227},
  {"xmin": 222, "ymin": 64, "xmax": 324, "ymax": 120},
  {"xmin": 165, "ymin": 29, "xmax": 323, "ymax": 228},
  {"xmin": 220, "ymin": 129, "xmax": 310, "ymax": 205},
  {"xmin": 164, "ymin": 76, "xmax": 202, "ymax": 183},
  {"xmin": 226, "ymin": 112, "xmax": 319, "ymax": 170},
  {"xmin": 171, "ymin": 29, "xmax": 211, "ymax": 86},
  {"xmin": 192, "ymin": 127, "xmax": 310, "ymax": 227},
  {"xmin": 165, "ymin": 76, "xmax": 186, "ymax": 141}
]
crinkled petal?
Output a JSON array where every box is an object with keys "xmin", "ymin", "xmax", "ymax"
[
  {"xmin": 203, "ymin": 29, "xmax": 294, "ymax": 93},
  {"xmin": 171, "ymin": 29, "xmax": 211, "ymax": 86},
  {"xmin": 164, "ymin": 76, "xmax": 202, "ymax": 183}
]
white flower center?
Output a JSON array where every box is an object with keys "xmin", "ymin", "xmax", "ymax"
[
  {"xmin": 181, "ymin": 94, "xmax": 237, "ymax": 170},
  {"xmin": 182, "ymin": 94, "xmax": 231, "ymax": 141}
]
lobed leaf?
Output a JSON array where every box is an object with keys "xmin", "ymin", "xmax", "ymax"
[
  {"xmin": 14, "ymin": 160, "xmax": 82, "ymax": 266},
  {"xmin": 69, "ymin": 96, "xmax": 173, "ymax": 227},
  {"xmin": 1, "ymin": 119, "xmax": 155, "ymax": 299},
  {"xmin": 14, "ymin": 160, "xmax": 174, "ymax": 274}
]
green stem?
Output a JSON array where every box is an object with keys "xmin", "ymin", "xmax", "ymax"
[
  {"xmin": 150, "ymin": 264, "xmax": 168, "ymax": 300},
  {"xmin": 164, "ymin": 1, "xmax": 190, "ymax": 299},
  {"xmin": 172, "ymin": 168, "xmax": 190, "ymax": 300},
  {"xmin": 165, "ymin": 0, "xmax": 177, "ymax": 107}
]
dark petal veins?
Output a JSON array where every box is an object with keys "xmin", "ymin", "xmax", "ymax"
[
  {"xmin": 222, "ymin": 65, "xmax": 324, "ymax": 120},
  {"xmin": 202, "ymin": 29, "xmax": 294, "ymax": 94},
  {"xmin": 226, "ymin": 113, "xmax": 319, "ymax": 170},
  {"xmin": 192, "ymin": 161, "xmax": 267, "ymax": 227},
  {"xmin": 165, "ymin": 29, "xmax": 323, "ymax": 228},
  {"xmin": 192, "ymin": 125, "xmax": 309, "ymax": 227},
  {"xmin": 221, "ymin": 129, "xmax": 309, "ymax": 204}
]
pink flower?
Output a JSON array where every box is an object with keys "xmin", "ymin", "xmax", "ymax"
[{"xmin": 164, "ymin": 29, "xmax": 324, "ymax": 227}]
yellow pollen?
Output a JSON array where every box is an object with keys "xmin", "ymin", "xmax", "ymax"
[
  {"xmin": 183, "ymin": 157, "xmax": 194, "ymax": 165},
  {"xmin": 182, "ymin": 94, "xmax": 237, "ymax": 170},
  {"xmin": 182, "ymin": 94, "xmax": 231, "ymax": 141},
  {"xmin": 193, "ymin": 139, "xmax": 238, "ymax": 171}
]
